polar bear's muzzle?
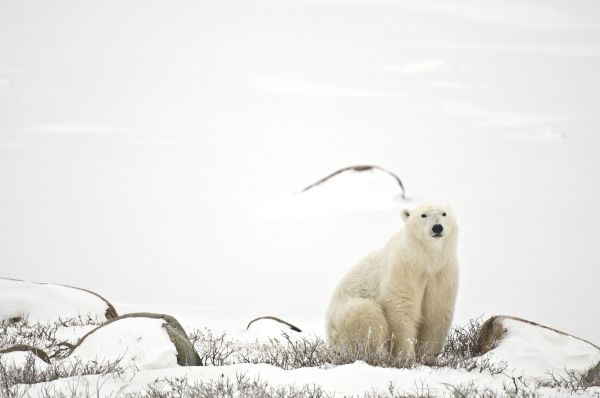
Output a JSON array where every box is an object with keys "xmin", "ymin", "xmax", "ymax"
[{"xmin": 432, "ymin": 224, "xmax": 444, "ymax": 237}]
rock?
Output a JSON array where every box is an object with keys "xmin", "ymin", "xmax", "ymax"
[
  {"xmin": 68, "ymin": 312, "xmax": 201, "ymax": 369},
  {"xmin": 478, "ymin": 315, "xmax": 600, "ymax": 379},
  {"xmin": 478, "ymin": 315, "xmax": 509, "ymax": 354},
  {"xmin": 0, "ymin": 344, "xmax": 51, "ymax": 364},
  {"xmin": 582, "ymin": 361, "xmax": 600, "ymax": 387},
  {"xmin": 0, "ymin": 277, "xmax": 117, "ymax": 322},
  {"xmin": 478, "ymin": 315, "xmax": 600, "ymax": 354}
]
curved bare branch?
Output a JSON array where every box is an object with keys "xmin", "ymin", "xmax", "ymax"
[
  {"xmin": 246, "ymin": 316, "xmax": 302, "ymax": 333},
  {"xmin": 300, "ymin": 165, "xmax": 405, "ymax": 198}
]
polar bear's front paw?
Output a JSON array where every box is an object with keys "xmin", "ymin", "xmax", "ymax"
[{"xmin": 391, "ymin": 336, "xmax": 417, "ymax": 361}]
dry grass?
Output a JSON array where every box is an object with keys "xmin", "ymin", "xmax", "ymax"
[
  {"xmin": 145, "ymin": 374, "xmax": 332, "ymax": 398},
  {"xmin": 444, "ymin": 378, "xmax": 540, "ymax": 398},
  {"xmin": 539, "ymin": 365, "xmax": 600, "ymax": 393},
  {"xmin": 0, "ymin": 354, "xmax": 123, "ymax": 398},
  {"xmin": 0, "ymin": 316, "xmax": 102, "ymax": 360},
  {"xmin": 189, "ymin": 318, "xmax": 505, "ymax": 373},
  {"xmin": 0, "ymin": 316, "xmax": 121, "ymax": 397},
  {"xmin": 188, "ymin": 328, "xmax": 240, "ymax": 366}
]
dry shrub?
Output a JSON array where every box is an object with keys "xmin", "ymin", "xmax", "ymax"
[
  {"xmin": 189, "ymin": 319, "xmax": 508, "ymax": 373},
  {"xmin": 237, "ymin": 332, "xmax": 417, "ymax": 369},
  {"xmin": 0, "ymin": 354, "xmax": 123, "ymax": 398},
  {"xmin": 0, "ymin": 316, "xmax": 102, "ymax": 360},
  {"xmin": 188, "ymin": 328, "xmax": 240, "ymax": 366},
  {"xmin": 540, "ymin": 364, "xmax": 600, "ymax": 393},
  {"xmin": 145, "ymin": 374, "xmax": 331, "ymax": 398}
]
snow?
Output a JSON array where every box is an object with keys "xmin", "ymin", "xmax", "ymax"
[
  {"xmin": 17, "ymin": 355, "xmax": 595, "ymax": 398},
  {"xmin": 0, "ymin": 279, "xmax": 111, "ymax": 323},
  {"xmin": 9, "ymin": 363, "xmax": 509, "ymax": 397},
  {"xmin": 250, "ymin": 167, "xmax": 404, "ymax": 219},
  {"xmin": 68, "ymin": 318, "xmax": 179, "ymax": 370},
  {"xmin": 0, "ymin": 351, "xmax": 49, "ymax": 370},
  {"xmin": 53, "ymin": 324, "xmax": 100, "ymax": 344}
]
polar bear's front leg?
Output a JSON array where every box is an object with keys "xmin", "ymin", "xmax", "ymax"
[
  {"xmin": 418, "ymin": 269, "xmax": 458, "ymax": 358},
  {"xmin": 417, "ymin": 304, "xmax": 453, "ymax": 358},
  {"xmin": 382, "ymin": 295, "xmax": 421, "ymax": 360}
]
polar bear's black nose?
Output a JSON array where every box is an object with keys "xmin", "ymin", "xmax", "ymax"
[{"xmin": 432, "ymin": 224, "xmax": 443, "ymax": 234}]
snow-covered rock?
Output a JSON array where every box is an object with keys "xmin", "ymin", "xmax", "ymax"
[
  {"xmin": 68, "ymin": 313, "xmax": 201, "ymax": 370},
  {"xmin": 253, "ymin": 164, "xmax": 406, "ymax": 219},
  {"xmin": 479, "ymin": 315, "xmax": 600, "ymax": 379},
  {"xmin": 0, "ymin": 278, "xmax": 117, "ymax": 323}
]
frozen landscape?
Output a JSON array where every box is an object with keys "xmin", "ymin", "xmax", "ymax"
[{"xmin": 1, "ymin": 0, "xmax": 600, "ymax": 396}]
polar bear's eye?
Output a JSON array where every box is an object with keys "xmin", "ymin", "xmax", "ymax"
[
  {"xmin": 421, "ymin": 214, "xmax": 427, "ymax": 218},
  {"xmin": 442, "ymin": 213, "xmax": 447, "ymax": 217}
]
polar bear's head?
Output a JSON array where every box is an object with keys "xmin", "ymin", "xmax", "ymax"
[{"xmin": 401, "ymin": 205, "xmax": 457, "ymax": 246}]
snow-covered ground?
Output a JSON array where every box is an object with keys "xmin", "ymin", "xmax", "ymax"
[
  {"xmin": 6, "ymin": 363, "xmax": 572, "ymax": 398},
  {"xmin": 1, "ymin": 314, "xmax": 598, "ymax": 397},
  {"xmin": 1, "ymin": 0, "xmax": 600, "ymax": 395}
]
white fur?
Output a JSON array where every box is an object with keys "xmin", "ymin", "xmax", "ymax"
[{"xmin": 325, "ymin": 204, "xmax": 459, "ymax": 359}]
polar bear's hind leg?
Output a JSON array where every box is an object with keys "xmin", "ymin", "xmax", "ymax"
[{"xmin": 328, "ymin": 298, "xmax": 390, "ymax": 353}]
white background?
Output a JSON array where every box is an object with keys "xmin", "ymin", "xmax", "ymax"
[{"xmin": 1, "ymin": 0, "xmax": 599, "ymax": 342}]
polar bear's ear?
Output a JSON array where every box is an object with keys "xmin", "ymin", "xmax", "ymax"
[{"xmin": 401, "ymin": 209, "xmax": 410, "ymax": 222}]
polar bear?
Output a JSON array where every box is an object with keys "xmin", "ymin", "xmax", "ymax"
[{"xmin": 325, "ymin": 204, "xmax": 459, "ymax": 360}]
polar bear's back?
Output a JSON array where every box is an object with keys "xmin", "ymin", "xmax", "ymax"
[
  {"xmin": 329, "ymin": 230, "xmax": 404, "ymax": 301},
  {"xmin": 334, "ymin": 251, "xmax": 384, "ymax": 299}
]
